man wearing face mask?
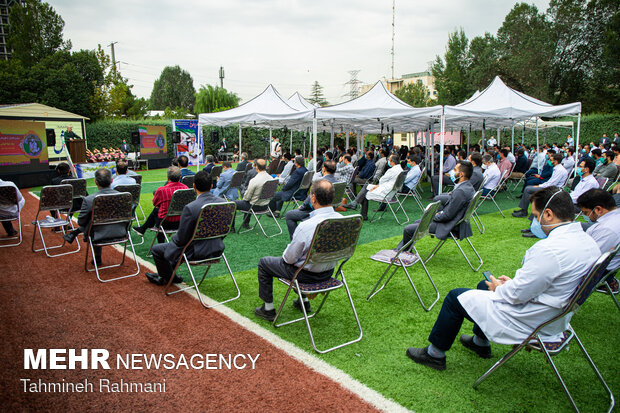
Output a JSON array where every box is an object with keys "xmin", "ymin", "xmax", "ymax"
[
  {"xmin": 576, "ymin": 189, "xmax": 620, "ymax": 294},
  {"xmin": 593, "ymin": 151, "xmax": 618, "ymax": 180},
  {"xmin": 569, "ymin": 158, "xmax": 599, "ymax": 207},
  {"xmin": 405, "ymin": 187, "xmax": 600, "ymax": 371}
]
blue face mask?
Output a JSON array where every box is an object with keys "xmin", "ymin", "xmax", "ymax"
[
  {"xmin": 530, "ymin": 217, "xmax": 547, "ymax": 239},
  {"xmin": 575, "ymin": 167, "xmax": 583, "ymax": 176},
  {"xmin": 548, "ymin": 160, "xmax": 553, "ymax": 167},
  {"xmin": 449, "ymin": 169, "xmax": 456, "ymax": 183}
]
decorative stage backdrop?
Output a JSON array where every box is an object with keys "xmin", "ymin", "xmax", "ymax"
[
  {"xmin": 173, "ymin": 119, "xmax": 203, "ymax": 166},
  {"xmin": 139, "ymin": 125, "xmax": 167, "ymax": 159},
  {"xmin": 45, "ymin": 120, "xmax": 84, "ymax": 160},
  {"xmin": 0, "ymin": 119, "xmax": 48, "ymax": 173}
]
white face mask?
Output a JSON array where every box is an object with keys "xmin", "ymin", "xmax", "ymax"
[{"xmin": 482, "ymin": 164, "xmax": 488, "ymax": 170}]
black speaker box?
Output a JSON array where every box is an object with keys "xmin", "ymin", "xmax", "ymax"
[
  {"xmin": 172, "ymin": 131, "xmax": 181, "ymax": 144},
  {"xmin": 210, "ymin": 131, "xmax": 219, "ymax": 144},
  {"xmin": 46, "ymin": 129, "xmax": 56, "ymax": 147},
  {"xmin": 131, "ymin": 131, "xmax": 140, "ymax": 145}
]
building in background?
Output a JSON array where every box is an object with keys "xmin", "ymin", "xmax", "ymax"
[
  {"xmin": 0, "ymin": 0, "xmax": 23, "ymax": 60},
  {"xmin": 361, "ymin": 71, "xmax": 438, "ymax": 99}
]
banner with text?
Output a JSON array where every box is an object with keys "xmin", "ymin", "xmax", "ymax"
[
  {"xmin": 75, "ymin": 162, "xmax": 116, "ymax": 179},
  {"xmin": 139, "ymin": 125, "xmax": 167, "ymax": 159},
  {"xmin": 172, "ymin": 119, "xmax": 203, "ymax": 166},
  {"xmin": 0, "ymin": 119, "xmax": 48, "ymax": 172}
]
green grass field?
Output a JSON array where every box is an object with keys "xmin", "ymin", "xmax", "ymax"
[{"xmin": 31, "ymin": 167, "xmax": 619, "ymax": 412}]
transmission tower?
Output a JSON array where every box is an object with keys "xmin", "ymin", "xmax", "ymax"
[{"xmin": 344, "ymin": 70, "xmax": 363, "ymax": 100}]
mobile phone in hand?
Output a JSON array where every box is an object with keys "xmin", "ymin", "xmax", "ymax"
[{"xmin": 483, "ymin": 271, "xmax": 493, "ymax": 282}]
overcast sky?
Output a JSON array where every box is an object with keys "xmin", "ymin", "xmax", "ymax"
[{"xmin": 52, "ymin": 0, "xmax": 550, "ymax": 105}]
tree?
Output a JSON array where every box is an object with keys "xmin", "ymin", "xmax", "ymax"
[
  {"xmin": 308, "ymin": 81, "xmax": 328, "ymax": 106},
  {"xmin": 467, "ymin": 33, "xmax": 500, "ymax": 91},
  {"xmin": 432, "ymin": 29, "xmax": 473, "ymax": 105},
  {"xmin": 394, "ymin": 82, "xmax": 432, "ymax": 107},
  {"xmin": 194, "ymin": 84, "xmax": 240, "ymax": 113},
  {"xmin": 149, "ymin": 65, "xmax": 196, "ymax": 112},
  {"xmin": 6, "ymin": 0, "xmax": 71, "ymax": 67}
]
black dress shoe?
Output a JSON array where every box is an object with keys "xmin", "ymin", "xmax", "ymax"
[
  {"xmin": 172, "ymin": 274, "xmax": 183, "ymax": 284},
  {"xmin": 512, "ymin": 210, "xmax": 528, "ymax": 218},
  {"xmin": 406, "ymin": 346, "xmax": 446, "ymax": 371},
  {"xmin": 459, "ymin": 335, "xmax": 492, "ymax": 359},
  {"xmin": 132, "ymin": 226, "xmax": 145, "ymax": 236},
  {"xmin": 254, "ymin": 304, "xmax": 276, "ymax": 322},
  {"xmin": 6, "ymin": 229, "xmax": 18, "ymax": 237},
  {"xmin": 90, "ymin": 258, "xmax": 103, "ymax": 267},
  {"xmin": 362, "ymin": 215, "xmax": 368, "ymax": 221},
  {"xmin": 145, "ymin": 272, "xmax": 165, "ymax": 285},
  {"xmin": 522, "ymin": 231, "xmax": 537, "ymax": 238},
  {"xmin": 521, "ymin": 228, "xmax": 532, "ymax": 233},
  {"xmin": 293, "ymin": 298, "xmax": 311, "ymax": 313}
]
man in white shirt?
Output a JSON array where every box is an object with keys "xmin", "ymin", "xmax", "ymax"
[
  {"xmin": 513, "ymin": 154, "xmax": 568, "ymax": 218},
  {"xmin": 401, "ymin": 155, "xmax": 422, "ymax": 193},
  {"xmin": 111, "ymin": 160, "xmax": 136, "ymax": 189},
  {"xmin": 406, "ymin": 187, "xmax": 600, "ymax": 370},
  {"xmin": 481, "ymin": 154, "xmax": 501, "ymax": 196},
  {"xmin": 270, "ymin": 136, "xmax": 282, "ymax": 159},
  {"xmin": 486, "ymin": 136, "xmax": 497, "ymax": 148},
  {"xmin": 576, "ymin": 189, "xmax": 620, "ymax": 294},
  {"xmin": 254, "ymin": 180, "xmax": 341, "ymax": 321},
  {"xmin": 277, "ymin": 153, "xmax": 295, "ymax": 184},
  {"xmin": 0, "ymin": 178, "xmax": 25, "ymax": 236},
  {"xmin": 570, "ymin": 158, "xmax": 599, "ymax": 205},
  {"xmin": 561, "ymin": 147, "xmax": 575, "ymax": 171}
]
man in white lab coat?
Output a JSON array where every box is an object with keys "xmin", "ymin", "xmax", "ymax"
[{"xmin": 406, "ymin": 187, "xmax": 600, "ymax": 371}]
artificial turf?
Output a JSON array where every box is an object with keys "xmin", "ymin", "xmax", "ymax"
[{"xmin": 30, "ymin": 166, "xmax": 619, "ymax": 412}]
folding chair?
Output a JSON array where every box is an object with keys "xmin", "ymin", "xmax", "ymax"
[
  {"xmin": 84, "ymin": 192, "xmax": 140, "ymax": 282},
  {"xmin": 595, "ymin": 176, "xmax": 608, "ymax": 189},
  {"xmin": 275, "ymin": 160, "xmax": 286, "ymax": 175},
  {"xmin": 181, "ymin": 175, "xmax": 195, "ymax": 188},
  {"xmin": 368, "ymin": 201, "xmax": 442, "ymax": 311},
  {"xmin": 164, "ymin": 202, "xmax": 240, "ymax": 308},
  {"xmin": 473, "ymin": 246, "xmax": 619, "ymax": 413},
  {"xmin": 425, "ymin": 189, "xmax": 484, "ymax": 272},
  {"xmin": 130, "ymin": 174, "xmax": 146, "ymax": 220},
  {"xmin": 369, "ymin": 171, "xmax": 409, "ymax": 225},
  {"xmin": 114, "ymin": 184, "xmax": 144, "ymax": 246},
  {"xmin": 210, "ymin": 165, "xmax": 223, "ymax": 183},
  {"xmin": 344, "ymin": 166, "xmax": 359, "ymax": 202},
  {"xmin": 267, "ymin": 159, "xmax": 280, "ymax": 175},
  {"xmin": 471, "ymin": 175, "xmax": 490, "ymax": 234},
  {"xmin": 596, "ymin": 267, "xmax": 620, "ymax": 311},
  {"xmin": 273, "ymin": 215, "xmax": 364, "ymax": 353},
  {"xmin": 146, "ymin": 188, "xmax": 197, "ymax": 256},
  {"xmin": 331, "ymin": 181, "xmax": 347, "ymax": 208},
  {"xmin": 223, "ymin": 171, "xmax": 245, "ymax": 201},
  {"xmin": 474, "ymin": 169, "xmax": 510, "ymax": 218},
  {"xmin": 60, "ymin": 178, "xmax": 88, "ymax": 217},
  {"xmin": 414, "ymin": 165, "xmax": 428, "ymax": 198},
  {"xmin": 397, "ymin": 169, "xmax": 425, "ymax": 211},
  {"xmin": 280, "ymin": 170, "xmax": 313, "ymax": 214},
  {"xmin": 32, "ymin": 185, "xmax": 80, "ymax": 257},
  {"xmin": 0, "ymin": 185, "xmax": 22, "ymax": 247},
  {"xmin": 245, "ymin": 162, "xmax": 253, "ymax": 172},
  {"xmin": 238, "ymin": 179, "xmax": 282, "ymax": 238},
  {"xmin": 508, "ymin": 157, "xmax": 533, "ymax": 194}
]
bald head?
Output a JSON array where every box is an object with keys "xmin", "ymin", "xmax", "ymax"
[
  {"xmin": 310, "ymin": 179, "xmax": 334, "ymax": 208},
  {"xmin": 256, "ymin": 158, "xmax": 267, "ymax": 171}
]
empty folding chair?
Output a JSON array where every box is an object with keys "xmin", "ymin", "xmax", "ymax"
[
  {"xmin": 0, "ymin": 185, "xmax": 22, "ymax": 247},
  {"xmin": 474, "ymin": 169, "xmax": 510, "ymax": 218},
  {"xmin": 147, "ymin": 188, "xmax": 197, "ymax": 256},
  {"xmin": 397, "ymin": 167, "xmax": 425, "ymax": 211},
  {"xmin": 273, "ymin": 215, "xmax": 364, "ymax": 353},
  {"xmin": 223, "ymin": 171, "xmax": 245, "ymax": 201},
  {"xmin": 130, "ymin": 174, "xmax": 145, "ymax": 219},
  {"xmin": 210, "ymin": 165, "xmax": 223, "ymax": 183},
  {"xmin": 425, "ymin": 190, "xmax": 484, "ymax": 272},
  {"xmin": 181, "ymin": 175, "xmax": 195, "ymax": 188},
  {"xmin": 164, "ymin": 202, "xmax": 240, "ymax": 308},
  {"xmin": 473, "ymin": 246, "xmax": 619, "ymax": 412},
  {"xmin": 369, "ymin": 171, "xmax": 409, "ymax": 225},
  {"xmin": 331, "ymin": 182, "xmax": 347, "ymax": 208},
  {"xmin": 84, "ymin": 192, "xmax": 140, "ymax": 282},
  {"xmin": 280, "ymin": 170, "xmax": 313, "ymax": 215},
  {"xmin": 60, "ymin": 178, "xmax": 88, "ymax": 218},
  {"xmin": 32, "ymin": 185, "xmax": 80, "ymax": 257},
  {"xmin": 471, "ymin": 175, "xmax": 490, "ymax": 234},
  {"xmin": 508, "ymin": 157, "xmax": 533, "ymax": 194},
  {"xmin": 114, "ymin": 184, "xmax": 144, "ymax": 246},
  {"xmin": 245, "ymin": 162, "xmax": 253, "ymax": 172},
  {"xmin": 238, "ymin": 179, "xmax": 282, "ymax": 238},
  {"xmin": 368, "ymin": 201, "xmax": 442, "ymax": 311}
]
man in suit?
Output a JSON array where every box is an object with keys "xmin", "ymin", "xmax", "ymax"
[
  {"xmin": 268, "ymin": 156, "xmax": 307, "ymax": 217},
  {"xmin": 212, "ymin": 161, "xmax": 236, "ymax": 199},
  {"xmin": 178, "ymin": 155, "xmax": 195, "ymax": 177},
  {"xmin": 120, "ymin": 139, "xmax": 131, "ymax": 154},
  {"xmin": 202, "ymin": 155, "xmax": 215, "ymax": 174},
  {"xmin": 371, "ymin": 148, "xmax": 389, "ymax": 183},
  {"xmin": 284, "ymin": 160, "xmax": 337, "ymax": 239},
  {"xmin": 352, "ymin": 151, "xmax": 376, "ymax": 194},
  {"xmin": 62, "ymin": 169, "xmax": 127, "ymax": 265},
  {"xmin": 600, "ymin": 134, "xmax": 610, "ymax": 146},
  {"xmin": 234, "ymin": 159, "xmax": 272, "ymax": 229},
  {"xmin": 397, "ymin": 161, "xmax": 475, "ymax": 249},
  {"xmin": 236, "ymin": 152, "xmax": 250, "ymax": 172},
  {"xmin": 146, "ymin": 170, "xmax": 226, "ymax": 286},
  {"xmin": 468, "ymin": 152, "xmax": 484, "ymax": 191}
]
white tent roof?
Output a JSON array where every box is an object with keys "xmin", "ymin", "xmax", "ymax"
[
  {"xmin": 198, "ymin": 84, "xmax": 313, "ymax": 127},
  {"xmin": 287, "ymin": 92, "xmax": 318, "ymax": 110},
  {"xmin": 520, "ymin": 117, "xmax": 573, "ymax": 130},
  {"xmin": 444, "ymin": 76, "xmax": 581, "ymax": 129},
  {"xmin": 315, "ymin": 81, "xmax": 442, "ymax": 133}
]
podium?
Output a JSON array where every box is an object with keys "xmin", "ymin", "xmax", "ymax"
[{"xmin": 67, "ymin": 139, "xmax": 87, "ymax": 164}]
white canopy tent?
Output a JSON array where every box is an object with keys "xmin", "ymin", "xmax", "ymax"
[{"xmin": 437, "ymin": 76, "xmax": 582, "ymax": 194}]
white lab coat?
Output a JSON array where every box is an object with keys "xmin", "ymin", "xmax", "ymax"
[
  {"xmin": 458, "ymin": 223, "xmax": 600, "ymax": 344},
  {"xmin": 366, "ymin": 164, "xmax": 403, "ymax": 201}
]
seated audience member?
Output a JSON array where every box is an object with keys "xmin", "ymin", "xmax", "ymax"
[
  {"xmin": 240, "ymin": 159, "xmax": 258, "ymax": 197},
  {"xmin": 212, "ymin": 161, "xmax": 237, "ymax": 199},
  {"xmin": 202, "ymin": 155, "xmax": 215, "ymax": 174},
  {"xmin": 254, "ymin": 180, "xmax": 341, "ymax": 321},
  {"xmin": 513, "ymin": 154, "xmax": 568, "ymax": 218},
  {"xmin": 481, "ymin": 154, "xmax": 501, "ymax": 196},
  {"xmin": 352, "ymin": 151, "xmax": 376, "ymax": 194},
  {"xmin": 236, "ymin": 152, "xmax": 250, "ymax": 172},
  {"xmin": 497, "ymin": 149, "xmax": 512, "ymax": 177},
  {"xmin": 146, "ymin": 171, "xmax": 226, "ymax": 286},
  {"xmin": 561, "ymin": 147, "xmax": 576, "ymax": 171},
  {"xmin": 0, "ymin": 178, "xmax": 25, "ymax": 236},
  {"xmin": 401, "ymin": 155, "xmax": 422, "ymax": 193},
  {"xmin": 371, "ymin": 149, "xmax": 389, "ymax": 183},
  {"xmin": 468, "ymin": 152, "xmax": 484, "ymax": 191},
  {"xmin": 613, "ymin": 184, "xmax": 620, "ymax": 207},
  {"xmin": 344, "ymin": 154, "xmax": 403, "ymax": 220},
  {"xmin": 510, "ymin": 149, "xmax": 529, "ymax": 179},
  {"xmin": 591, "ymin": 148, "xmax": 603, "ymax": 167},
  {"xmin": 234, "ymin": 159, "xmax": 271, "ymax": 230},
  {"xmin": 52, "ymin": 162, "xmax": 72, "ymax": 185},
  {"xmin": 284, "ymin": 161, "xmax": 337, "ymax": 239},
  {"xmin": 576, "ymin": 189, "xmax": 620, "ymax": 294},
  {"xmin": 268, "ymin": 156, "xmax": 307, "ymax": 217},
  {"xmin": 406, "ymin": 187, "xmax": 600, "ymax": 371},
  {"xmin": 111, "ymin": 160, "xmax": 136, "ymax": 189},
  {"xmin": 132, "ymin": 167, "xmax": 187, "ymax": 243},
  {"xmin": 569, "ymin": 158, "xmax": 599, "ymax": 205},
  {"xmin": 277, "ymin": 153, "xmax": 295, "ymax": 184},
  {"xmin": 178, "ymin": 155, "xmax": 195, "ymax": 177},
  {"xmin": 397, "ymin": 161, "xmax": 475, "ymax": 249},
  {"xmin": 613, "ymin": 146, "xmax": 620, "ymax": 166},
  {"xmin": 520, "ymin": 150, "xmax": 555, "ymax": 194},
  {"xmin": 335, "ymin": 154, "xmax": 355, "ymax": 183},
  {"xmin": 62, "ymin": 169, "xmax": 127, "ymax": 265},
  {"xmin": 430, "ymin": 149, "xmax": 457, "ymax": 196},
  {"xmin": 593, "ymin": 150, "xmax": 618, "ymax": 180}
]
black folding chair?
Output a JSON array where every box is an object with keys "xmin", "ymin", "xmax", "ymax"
[
  {"xmin": 238, "ymin": 179, "xmax": 282, "ymax": 238},
  {"xmin": 331, "ymin": 182, "xmax": 347, "ymax": 208},
  {"xmin": 146, "ymin": 189, "xmax": 197, "ymax": 256},
  {"xmin": 473, "ymin": 246, "xmax": 619, "ymax": 413},
  {"xmin": 32, "ymin": 185, "xmax": 80, "ymax": 257},
  {"xmin": 275, "ymin": 160, "xmax": 286, "ymax": 175},
  {"xmin": 280, "ymin": 170, "xmax": 314, "ymax": 214},
  {"xmin": 60, "ymin": 178, "xmax": 88, "ymax": 217},
  {"xmin": 164, "ymin": 202, "xmax": 240, "ymax": 308},
  {"xmin": 224, "ymin": 171, "xmax": 245, "ymax": 201},
  {"xmin": 181, "ymin": 175, "xmax": 195, "ymax": 188},
  {"xmin": 273, "ymin": 215, "xmax": 364, "ymax": 353},
  {"xmin": 84, "ymin": 192, "xmax": 140, "ymax": 282},
  {"xmin": 115, "ymin": 184, "xmax": 144, "ymax": 246},
  {"xmin": 397, "ymin": 166, "xmax": 425, "ymax": 211},
  {"xmin": 0, "ymin": 185, "xmax": 22, "ymax": 247}
]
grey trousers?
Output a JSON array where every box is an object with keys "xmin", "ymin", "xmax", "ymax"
[
  {"xmin": 285, "ymin": 209, "xmax": 311, "ymax": 240},
  {"xmin": 519, "ymin": 185, "xmax": 539, "ymax": 210}
]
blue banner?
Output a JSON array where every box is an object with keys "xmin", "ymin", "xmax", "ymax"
[{"xmin": 172, "ymin": 120, "xmax": 203, "ymax": 166}]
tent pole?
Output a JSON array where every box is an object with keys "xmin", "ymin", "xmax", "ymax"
[
  {"xmin": 312, "ymin": 116, "xmax": 318, "ymax": 173},
  {"xmin": 345, "ymin": 129, "xmax": 350, "ymax": 149},
  {"xmin": 522, "ymin": 124, "xmax": 525, "ymax": 145},
  {"xmin": 467, "ymin": 124, "xmax": 471, "ymax": 155},
  {"xmin": 497, "ymin": 127, "xmax": 500, "ymax": 148},
  {"xmin": 536, "ymin": 118, "xmax": 540, "ymax": 172},
  {"xmin": 238, "ymin": 125, "xmax": 242, "ymax": 160},
  {"xmin": 574, "ymin": 113, "xmax": 581, "ymax": 178},
  {"xmin": 438, "ymin": 115, "xmax": 445, "ymax": 195},
  {"xmin": 430, "ymin": 123, "xmax": 435, "ymax": 178},
  {"xmin": 481, "ymin": 122, "xmax": 485, "ymax": 151},
  {"xmin": 511, "ymin": 124, "xmax": 514, "ymax": 152},
  {"xmin": 330, "ymin": 122, "xmax": 334, "ymax": 151},
  {"xmin": 290, "ymin": 129, "xmax": 293, "ymax": 154}
]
